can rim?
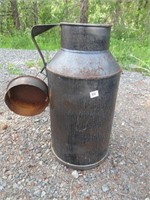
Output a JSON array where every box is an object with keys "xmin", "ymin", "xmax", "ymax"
[{"xmin": 60, "ymin": 22, "xmax": 112, "ymax": 28}]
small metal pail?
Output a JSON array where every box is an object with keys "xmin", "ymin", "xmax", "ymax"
[{"xmin": 5, "ymin": 75, "xmax": 49, "ymax": 116}]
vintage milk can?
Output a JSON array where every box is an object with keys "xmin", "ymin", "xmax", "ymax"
[
  {"xmin": 5, "ymin": 23, "xmax": 122, "ymax": 170},
  {"xmin": 31, "ymin": 22, "xmax": 122, "ymax": 169}
]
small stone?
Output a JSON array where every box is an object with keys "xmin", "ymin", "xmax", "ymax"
[
  {"xmin": 0, "ymin": 185, "xmax": 3, "ymax": 190},
  {"xmin": 121, "ymin": 121, "xmax": 125, "ymax": 126},
  {"xmin": 107, "ymin": 192, "xmax": 112, "ymax": 198},
  {"xmin": 41, "ymin": 190, "xmax": 46, "ymax": 197},
  {"xmin": 39, "ymin": 161, "xmax": 43, "ymax": 165},
  {"xmin": 42, "ymin": 117, "xmax": 48, "ymax": 122},
  {"xmin": 110, "ymin": 168, "xmax": 117, "ymax": 174},
  {"xmin": 45, "ymin": 149, "xmax": 50, "ymax": 154},
  {"xmin": 123, "ymin": 184, "xmax": 130, "ymax": 193},
  {"xmin": 7, "ymin": 116, "xmax": 12, "ymax": 120},
  {"xmin": 60, "ymin": 183, "xmax": 64, "ymax": 187},
  {"xmin": 29, "ymin": 144, "xmax": 34, "ymax": 150},
  {"xmin": 83, "ymin": 190, "xmax": 90, "ymax": 197},
  {"xmin": 18, "ymin": 169, "xmax": 23, "ymax": 174},
  {"xmin": 52, "ymin": 165, "xmax": 57, "ymax": 170},
  {"xmin": 13, "ymin": 183, "xmax": 18, "ymax": 189},
  {"xmin": 2, "ymin": 180, "xmax": 7, "ymax": 187},
  {"xmin": 34, "ymin": 119, "xmax": 40, "ymax": 122},
  {"xmin": 102, "ymin": 184, "xmax": 109, "ymax": 192},
  {"xmin": 72, "ymin": 170, "xmax": 79, "ymax": 179},
  {"xmin": 19, "ymin": 185, "xmax": 24, "ymax": 190},
  {"xmin": 0, "ymin": 179, "xmax": 7, "ymax": 189},
  {"xmin": 84, "ymin": 176, "xmax": 90, "ymax": 182},
  {"xmin": 120, "ymin": 160, "xmax": 126, "ymax": 165},
  {"xmin": 33, "ymin": 189, "xmax": 41, "ymax": 197},
  {"xmin": 0, "ymin": 121, "xmax": 8, "ymax": 130}
]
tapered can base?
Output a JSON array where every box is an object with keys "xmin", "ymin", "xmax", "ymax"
[{"xmin": 51, "ymin": 146, "xmax": 109, "ymax": 170}]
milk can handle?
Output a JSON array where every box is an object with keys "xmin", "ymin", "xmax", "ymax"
[{"xmin": 31, "ymin": 24, "xmax": 59, "ymax": 73}]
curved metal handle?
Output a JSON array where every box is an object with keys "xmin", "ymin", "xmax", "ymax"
[{"xmin": 31, "ymin": 24, "xmax": 59, "ymax": 73}]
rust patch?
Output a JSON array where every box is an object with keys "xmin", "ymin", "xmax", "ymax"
[{"xmin": 5, "ymin": 85, "xmax": 49, "ymax": 116}]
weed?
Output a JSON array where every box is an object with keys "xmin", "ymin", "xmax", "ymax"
[
  {"xmin": 110, "ymin": 37, "xmax": 150, "ymax": 75},
  {"xmin": 7, "ymin": 64, "xmax": 23, "ymax": 75},
  {"xmin": 25, "ymin": 59, "xmax": 45, "ymax": 69},
  {"xmin": 8, "ymin": 63, "xmax": 14, "ymax": 68},
  {"xmin": 128, "ymin": 55, "xmax": 150, "ymax": 76},
  {"xmin": 25, "ymin": 60, "xmax": 35, "ymax": 68},
  {"xmin": 37, "ymin": 59, "xmax": 43, "ymax": 69}
]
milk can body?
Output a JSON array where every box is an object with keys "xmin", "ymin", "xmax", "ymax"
[{"xmin": 46, "ymin": 23, "xmax": 121, "ymax": 169}]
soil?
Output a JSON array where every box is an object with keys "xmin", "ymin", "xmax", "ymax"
[{"xmin": 0, "ymin": 49, "xmax": 150, "ymax": 200}]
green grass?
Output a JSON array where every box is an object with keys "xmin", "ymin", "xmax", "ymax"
[
  {"xmin": 0, "ymin": 30, "xmax": 149, "ymax": 76},
  {"xmin": 25, "ymin": 59, "xmax": 44, "ymax": 69},
  {"xmin": 25, "ymin": 60, "xmax": 35, "ymax": 68},
  {"xmin": 0, "ymin": 29, "xmax": 60, "ymax": 50},
  {"xmin": 0, "ymin": 31, "xmax": 34, "ymax": 49},
  {"xmin": 110, "ymin": 38, "xmax": 150, "ymax": 76},
  {"xmin": 7, "ymin": 64, "xmax": 23, "ymax": 75}
]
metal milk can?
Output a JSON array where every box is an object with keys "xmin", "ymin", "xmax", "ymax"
[{"xmin": 31, "ymin": 22, "xmax": 122, "ymax": 169}]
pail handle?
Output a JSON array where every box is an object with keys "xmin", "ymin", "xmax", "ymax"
[{"xmin": 31, "ymin": 24, "xmax": 59, "ymax": 74}]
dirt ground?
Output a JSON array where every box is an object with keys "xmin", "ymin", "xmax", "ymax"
[{"xmin": 0, "ymin": 49, "xmax": 150, "ymax": 200}]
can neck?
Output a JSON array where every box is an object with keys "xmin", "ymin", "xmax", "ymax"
[{"xmin": 60, "ymin": 23, "xmax": 111, "ymax": 51}]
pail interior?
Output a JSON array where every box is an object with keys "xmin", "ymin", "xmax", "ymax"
[{"xmin": 5, "ymin": 84, "xmax": 49, "ymax": 116}]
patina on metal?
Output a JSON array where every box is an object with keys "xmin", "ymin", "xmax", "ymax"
[{"xmin": 33, "ymin": 23, "xmax": 122, "ymax": 169}]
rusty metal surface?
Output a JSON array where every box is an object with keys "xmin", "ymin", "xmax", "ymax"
[
  {"xmin": 47, "ymin": 49, "xmax": 121, "ymax": 79},
  {"xmin": 5, "ymin": 76, "xmax": 49, "ymax": 116}
]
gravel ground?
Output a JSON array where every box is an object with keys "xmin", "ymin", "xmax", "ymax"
[{"xmin": 0, "ymin": 49, "xmax": 150, "ymax": 200}]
